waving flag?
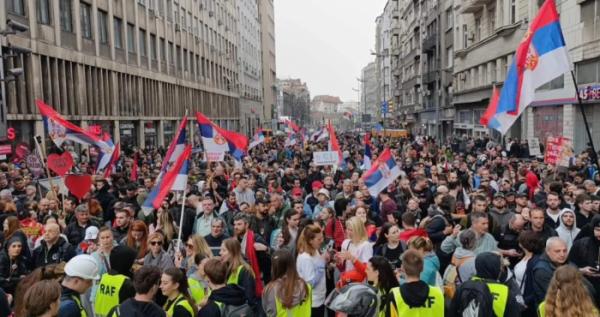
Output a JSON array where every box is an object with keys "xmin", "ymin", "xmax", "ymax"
[
  {"xmin": 248, "ymin": 129, "xmax": 265, "ymax": 151},
  {"xmin": 196, "ymin": 112, "xmax": 249, "ymax": 161},
  {"xmin": 161, "ymin": 116, "xmax": 188, "ymax": 171},
  {"xmin": 142, "ymin": 145, "xmax": 191, "ymax": 212},
  {"xmin": 326, "ymin": 122, "xmax": 343, "ymax": 165},
  {"xmin": 487, "ymin": 0, "xmax": 571, "ymax": 134},
  {"xmin": 283, "ymin": 119, "xmax": 300, "ymax": 133},
  {"xmin": 362, "ymin": 133, "xmax": 372, "ymax": 170},
  {"xmin": 102, "ymin": 142, "xmax": 120, "ymax": 178},
  {"xmin": 480, "ymin": 86, "xmax": 500, "ymax": 126},
  {"xmin": 284, "ymin": 132, "xmax": 298, "ymax": 147},
  {"xmin": 362, "ymin": 148, "xmax": 401, "ymax": 197},
  {"xmin": 37, "ymin": 100, "xmax": 115, "ymax": 170}
]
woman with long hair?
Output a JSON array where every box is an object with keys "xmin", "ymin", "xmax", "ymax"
[
  {"xmin": 178, "ymin": 235, "xmax": 212, "ymax": 277},
  {"xmin": 13, "ymin": 263, "xmax": 65, "ymax": 317},
  {"xmin": 337, "ymin": 216, "xmax": 373, "ymax": 272},
  {"xmin": 280, "ymin": 208, "xmax": 301, "ymax": 253},
  {"xmin": 263, "ymin": 249, "xmax": 311, "ymax": 317},
  {"xmin": 296, "ymin": 224, "xmax": 330, "ymax": 315},
  {"xmin": 23, "ymin": 279, "xmax": 62, "ymax": 317},
  {"xmin": 160, "ymin": 267, "xmax": 196, "ymax": 317},
  {"xmin": 540, "ymin": 265, "xmax": 597, "ymax": 317},
  {"xmin": 374, "ymin": 223, "xmax": 405, "ymax": 268},
  {"xmin": 1, "ymin": 216, "xmax": 30, "ymax": 258},
  {"xmin": 144, "ymin": 231, "xmax": 175, "ymax": 271},
  {"xmin": 365, "ymin": 256, "xmax": 400, "ymax": 317},
  {"xmin": 125, "ymin": 220, "xmax": 149, "ymax": 261},
  {"xmin": 354, "ymin": 206, "xmax": 377, "ymax": 241},
  {"xmin": 150, "ymin": 206, "xmax": 177, "ymax": 245},
  {"xmin": 219, "ymin": 238, "xmax": 257, "ymax": 309}
]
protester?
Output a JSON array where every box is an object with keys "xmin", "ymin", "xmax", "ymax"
[
  {"xmin": 59, "ymin": 254, "xmax": 100, "ymax": 317},
  {"xmin": 219, "ymin": 237, "xmax": 258, "ymax": 310},
  {"xmin": 539, "ymin": 265, "xmax": 597, "ymax": 317},
  {"xmin": 160, "ymin": 267, "xmax": 195, "ymax": 317},
  {"xmin": 108, "ymin": 266, "xmax": 165, "ymax": 317},
  {"xmin": 197, "ymin": 257, "xmax": 249, "ymax": 317},
  {"xmin": 296, "ymin": 224, "xmax": 329, "ymax": 315},
  {"xmin": 263, "ymin": 249, "xmax": 311, "ymax": 316},
  {"xmin": 32, "ymin": 223, "xmax": 76, "ymax": 268},
  {"xmin": 23, "ymin": 280, "xmax": 62, "ymax": 317},
  {"xmin": 93, "ymin": 245, "xmax": 137, "ymax": 317},
  {"xmin": 144, "ymin": 232, "xmax": 174, "ymax": 271},
  {"xmin": 365, "ymin": 256, "xmax": 400, "ymax": 315}
]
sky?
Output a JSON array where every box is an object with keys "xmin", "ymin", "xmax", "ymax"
[{"xmin": 275, "ymin": 0, "xmax": 387, "ymax": 103}]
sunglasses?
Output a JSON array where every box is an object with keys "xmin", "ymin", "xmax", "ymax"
[
  {"xmin": 186, "ymin": 243, "xmax": 194, "ymax": 248},
  {"xmin": 150, "ymin": 241, "xmax": 162, "ymax": 246}
]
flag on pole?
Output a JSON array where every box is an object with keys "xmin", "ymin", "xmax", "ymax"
[
  {"xmin": 362, "ymin": 148, "xmax": 401, "ymax": 197},
  {"xmin": 196, "ymin": 112, "xmax": 249, "ymax": 162},
  {"xmin": 480, "ymin": 86, "xmax": 500, "ymax": 126},
  {"xmin": 248, "ymin": 129, "xmax": 265, "ymax": 151},
  {"xmin": 326, "ymin": 121, "xmax": 343, "ymax": 166},
  {"xmin": 362, "ymin": 133, "xmax": 372, "ymax": 170},
  {"xmin": 161, "ymin": 116, "xmax": 188, "ymax": 172},
  {"xmin": 102, "ymin": 142, "xmax": 120, "ymax": 179},
  {"xmin": 283, "ymin": 119, "xmax": 300, "ymax": 133},
  {"xmin": 142, "ymin": 145, "xmax": 191, "ymax": 212},
  {"xmin": 486, "ymin": 0, "xmax": 571, "ymax": 134},
  {"xmin": 37, "ymin": 100, "xmax": 115, "ymax": 169}
]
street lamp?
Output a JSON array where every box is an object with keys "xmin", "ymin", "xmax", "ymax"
[{"xmin": 1, "ymin": 19, "xmax": 30, "ymax": 140}]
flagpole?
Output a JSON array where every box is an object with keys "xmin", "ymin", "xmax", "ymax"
[
  {"xmin": 34, "ymin": 135, "xmax": 55, "ymax": 194},
  {"xmin": 570, "ymin": 71, "xmax": 599, "ymax": 167},
  {"xmin": 176, "ymin": 191, "xmax": 186, "ymax": 250}
]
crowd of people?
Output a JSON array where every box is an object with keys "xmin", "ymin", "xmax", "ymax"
[{"xmin": 0, "ymin": 132, "xmax": 599, "ymax": 317}]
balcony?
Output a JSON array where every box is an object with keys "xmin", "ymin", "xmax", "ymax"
[
  {"xmin": 423, "ymin": 33, "xmax": 438, "ymax": 52},
  {"xmin": 458, "ymin": 0, "xmax": 494, "ymax": 13}
]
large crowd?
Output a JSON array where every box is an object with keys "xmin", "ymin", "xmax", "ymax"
[{"xmin": 1, "ymin": 132, "xmax": 600, "ymax": 317}]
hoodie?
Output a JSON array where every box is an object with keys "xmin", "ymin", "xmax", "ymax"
[
  {"xmin": 115, "ymin": 298, "xmax": 166, "ymax": 317},
  {"xmin": 474, "ymin": 252, "xmax": 521, "ymax": 317},
  {"xmin": 262, "ymin": 278, "xmax": 309, "ymax": 317},
  {"xmin": 398, "ymin": 280, "xmax": 430, "ymax": 308},
  {"xmin": 452, "ymin": 247, "xmax": 476, "ymax": 282},
  {"xmin": 198, "ymin": 284, "xmax": 247, "ymax": 317},
  {"xmin": 556, "ymin": 208, "xmax": 580, "ymax": 251},
  {"xmin": 102, "ymin": 246, "xmax": 137, "ymax": 304}
]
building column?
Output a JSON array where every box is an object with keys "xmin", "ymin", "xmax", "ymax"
[
  {"xmin": 138, "ymin": 120, "xmax": 145, "ymax": 149},
  {"xmin": 563, "ymin": 104, "xmax": 575, "ymax": 141},
  {"xmin": 35, "ymin": 120, "xmax": 45, "ymax": 141},
  {"xmin": 158, "ymin": 120, "xmax": 165, "ymax": 147},
  {"xmin": 113, "ymin": 120, "xmax": 120, "ymax": 144},
  {"xmin": 523, "ymin": 107, "xmax": 534, "ymax": 140},
  {"xmin": 188, "ymin": 117, "xmax": 195, "ymax": 147}
]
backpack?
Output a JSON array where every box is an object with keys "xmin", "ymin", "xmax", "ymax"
[
  {"xmin": 217, "ymin": 301, "xmax": 255, "ymax": 317},
  {"xmin": 442, "ymin": 255, "xmax": 474, "ymax": 299},
  {"xmin": 452, "ymin": 280, "xmax": 495, "ymax": 317}
]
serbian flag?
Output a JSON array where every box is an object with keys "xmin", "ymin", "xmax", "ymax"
[
  {"xmin": 196, "ymin": 112, "xmax": 248, "ymax": 161},
  {"xmin": 326, "ymin": 122, "xmax": 343, "ymax": 165},
  {"xmin": 142, "ymin": 145, "xmax": 191, "ymax": 212},
  {"xmin": 362, "ymin": 133, "xmax": 372, "ymax": 170},
  {"xmin": 362, "ymin": 148, "xmax": 401, "ymax": 197},
  {"xmin": 37, "ymin": 100, "xmax": 115, "ymax": 169},
  {"xmin": 283, "ymin": 119, "xmax": 300, "ymax": 133},
  {"xmin": 102, "ymin": 142, "xmax": 120, "ymax": 179},
  {"xmin": 480, "ymin": 86, "xmax": 500, "ymax": 126},
  {"xmin": 284, "ymin": 132, "xmax": 298, "ymax": 147},
  {"xmin": 248, "ymin": 129, "xmax": 265, "ymax": 151},
  {"xmin": 161, "ymin": 116, "xmax": 188, "ymax": 171},
  {"xmin": 487, "ymin": 0, "xmax": 571, "ymax": 134},
  {"xmin": 95, "ymin": 133, "xmax": 116, "ymax": 172}
]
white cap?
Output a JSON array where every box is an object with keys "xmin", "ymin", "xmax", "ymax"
[
  {"xmin": 84, "ymin": 226, "xmax": 99, "ymax": 240},
  {"xmin": 317, "ymin": 188, "xmax": 330, "ymax": 199},
  {"xmin": 64, "ymin": 254, "xmax": 100, "ymax": 280}
]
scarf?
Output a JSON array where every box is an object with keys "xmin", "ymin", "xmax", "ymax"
[{"xmin": 242, "ymin": 230, "xmax": 264, "ymax": 295}]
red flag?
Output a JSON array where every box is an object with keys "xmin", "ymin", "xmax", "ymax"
[
  {"xmin": 480, "ymin": 86, "xmax": 500, "ymax": 126},
  {"xmin": 130, "ymin": 153, "xmax": 139, "ymax": 181},
  {"xmin": 151, "ymin": 146, "xmax": 191, "ymax": 209},
  {"xmin": 327, "ymin": 121, "xmax": 343, "ymax": 165}
]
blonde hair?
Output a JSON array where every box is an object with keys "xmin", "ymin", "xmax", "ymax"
[
  {"xmin": 407, "ymin": 236, "xmax": 433, "ymax": 252},
  {"xmin": 297, "ymin": 224, "xmax": 322, "ymax": 256},
  {"xmin": 186, "ymin": 235, "xmax": 212, "ymax": 268},
  {"xmin": 346, "ymin": 216, "xmax": 368, "ymax": 243},
  {"xmin": 544, "ymin": 265, "xmax": 597, "ymax": 317},
  {"xmin": 222, "ymin": 238, "xmax": 254, "ymax": 278}
]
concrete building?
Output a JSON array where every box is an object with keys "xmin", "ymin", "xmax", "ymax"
[
  {"xmin": 375, "ymin": 9, "xmax": 392, "ymax": 123},
  {"xmin": 361, "ymin": 61, "xmax": 379, "ymax": 122},
  {"xmin": 280, "ymin": 78, "xmax": 310, "ymax": 126},
  {"xmin": 236, "ymin": 0, "xmax": 263, "ymax": 136},
  {"xmin": 399, "ymin": 0, "xmax": 423, "ymax": 132},
  {"xmin": 310, "ymin": 95, "xmax": 342, "ymax": 126},
  {"xmin": 2, "ymin": 0, "xmax": 241, "ymax": 150},
  {"xmin": 439, "ymin": 0, "xmax": 455, "ymax": 141},
  {"xmin": 257, "ymin": 0, "xmax": 276, "ymax": 129}
]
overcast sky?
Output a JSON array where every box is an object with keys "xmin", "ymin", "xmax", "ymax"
[{"xmin": 275, "ymin": 0, "xmax": 386, "ymax": 103}]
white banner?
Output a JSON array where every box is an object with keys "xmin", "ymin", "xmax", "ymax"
[
  {"xmin": 37, "ymin": 177, "xmax": 69, "ymax": 195},
  {"xmin": 528, "ymin": 138, "xmax": 541, "ymax": 157},
  {"xmin": 313, "ymin": 151, "xmax": 339, "ymax": 166}
]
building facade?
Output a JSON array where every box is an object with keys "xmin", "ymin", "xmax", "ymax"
[
  {"xmin": 257, "ymin": 0, "xmax": 276, "ymax": 130},
  {"xmin": 361, "ymin": 61, "xmax": 379, "ymax": 122},
  {"xmin": 2, "ymin": 0, "xmax": 241, "ymax": 150},
  {"xmin": 236, "ymin": 0, "xmax": 262, "ymax": 136},
  {"xmin": 279, "ymin": 78, "xmax": 310, "ymax": 126},
  {"xmin": 399, "ymin": 0, "xmax": 422, "ymax": 131}
]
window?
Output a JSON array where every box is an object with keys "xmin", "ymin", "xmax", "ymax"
[
  {"xmin": 181, "ymin": 8, "xmax": 186, "ymax": 31},
  {"xmin": 474, "ymin": 17, "xmax": 481, "ymax": 41},
  {"xmin": 174, "ymin": 3, "xmax": 180, "ymax": 25},
  {"xmin": 138, "ymin": 0, "xmax": 145, "ymax": 6},
  {"xmin": 510, "ymin": 0, "xmax": 517, "ymax": 24},
  {"xmin": 114, "ymin": 17, "xmax": 123, "ymax": 48},
  {"xmin": 139, "ymin": 29, "xmax": 147, "ymax": 57},
  {"xmin": 60, "ymin": 0, "xmax": 73, "ymax": 32},
  {"xmin": 176, "ymin": 46, "xmax": 182, "ymax": 70},
  {"xmin": 581, "ymin": 0, "xmax": 600, "ymax": 41},
  {"xmin": 446, "ymin": 9, "xmax": 453, "ymax": 29},
  {"xmin": 462, "ymin": 25, "xmax": 468, "ymax": 48},
  {"xmin": 37, "ymin": 0, "xmax": 51, "ymax": 24},
  {"xmin": 577, "ymin": 59, "xmax": 600, "ymax": 84},
  {"xmin": 127, "ymin": 23, "xmax": 136, "ymax": 53},
  {"xmin": 7, "ymin": 0, "xmax": 25, "ymax": 15},
  {"xmin": 80, "ymin": 2, "xmax": 92, "ymax": 39},
  {"xmin": 160, "ymin": 38, "xmax": 166, "ymax": 61},
  {"xmin": 188, "ymin": 12, "xmax": 192, "ymax": 31},
  {"xmin": 537, "ymin": 75, "xmax": 565, "ymax": 91},
  {"xmin": 158, "ymin": 0, "xmax": 165, "ymax": 17},
  {"xmin": 98, "ymin": 10, "xmax": 108, "ymax": 44},
  {"xmin": 150, "ymin": 34, "xmax": 157, "ymax": 60},
  {"xmin": 168, "ymin": 42, "xmax": 175, "ymax": 65},
  {"xmin": 446, "ymin": 47, "xmax": 453, "ymax": 68},
  {"xmin": 488, "ymin": 6, "xmax": 495, "ymax": 34},
  {"xmin": 166, "ymin": 0, "xmax": 173, "ymax": 22}
]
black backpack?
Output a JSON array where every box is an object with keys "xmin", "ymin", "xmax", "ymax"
[{"xmin": 451, "ymin": 279, "xmax": 495, "ymax": 317}]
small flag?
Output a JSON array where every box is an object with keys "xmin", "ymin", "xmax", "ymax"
[
  {"xmin": 248, "ymin": 129, "xmax": 266, "ymax": 151},
  {"xmin": 362, "ymin": 148, "xmax": 401, "ymax": 197},
  {"xmin": 362, "ymin": 133, "xmax": 372, "ymax": 170}
]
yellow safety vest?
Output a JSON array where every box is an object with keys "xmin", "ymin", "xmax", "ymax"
[
  {"xmin": 164, "ymin": 293, "xmax": 195, "ymax": 317},
  {"xmin": 71, "ymin": 294, "xmax": 88, "ymax": 317},
  {"xmin": 94, "ymin": 273, "xmax": 128, "ymax": 317},
  {"xmin": 391, "ymin": 285, "xmax": 444, "ymax": 317},
  {"xmin": 227, "ymin": 265, "xmax": 244, "ymax": 285},
  {"xmin": 538, "ymin": 301, "xmax": 545, "ymax": 317},
  {"xmin": 274, "ymin": 284, "xmax": 312, "ymax": 317},
  {"xmin": 472, "ymin": 277, "xmax": 508, "ymax": 317},
  {"xmin": 188, "ymin": 278, "xmax": 208, "ymax": 304}
]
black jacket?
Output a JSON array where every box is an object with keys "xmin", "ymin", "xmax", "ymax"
[
  {"xmin": 568, "ymin": 236, "xmax": 600, "ymax": 305},
  {"xmin": 0, "ymin": 251, "xmax": 29, "ymax": 294},
  {"xmin": 169, "ymin": 205, "xmax": 195, "ymax": 243},
  {"xmin": 95, "ymin": 186, "xmax": 116, "ymax": 223},
  {"xmin": 32, "ymin": 236, "xmax": 76, "ymax": 268},
  {"xmin": 64, "ymin": 220, "xmax": 99, "ymax": 246},
  {"xmin": 109, "ymin": 298, "xmax": 166, "ymax": 317},
  {"xmin": 198, "ymin": 284, "xmax": 247, "ymax": 317}
]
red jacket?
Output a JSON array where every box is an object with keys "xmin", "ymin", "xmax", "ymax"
[
  {"xmin": 325, "ymin": 218, "xmax": 345, "ymax": 250},
  {"xmin": 399, "ymin": 228, "xmax": 428, "ymax": 242}
]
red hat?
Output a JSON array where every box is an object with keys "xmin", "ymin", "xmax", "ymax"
[
  {"xmin": 312, "ymin": 181, "xmax": 323, "ymax": 190},
  {"xmin": 291, "ymin": 187, "xmax": 303, "ymax": 197}
]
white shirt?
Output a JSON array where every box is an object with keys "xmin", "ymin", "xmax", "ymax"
[
  {"xmin": 341, "ymin": 239, "xmax": 373, "ymax": 272},
  {"xmin": 297, "ymin": 252, "xmax": 327, "ymax": 307}
]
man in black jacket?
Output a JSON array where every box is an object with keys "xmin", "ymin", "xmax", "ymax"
[
  {"xmin": 64, "ymin": 204, "xmax": 99, "ymax": 246},
  {"xmin": 198, "ymin": 258, "xmax": 249, "ymax": 317},
  {"xmin": 32, "ymin": 223, "xmax": 76, "ymax": 268},
  {"xmin": 108, "ymin": 266, "xmax": 165, "ymax": 317},
  {"xmin": 94, "ymin": 178, "xmax": 116, "ymax": 224},
  {"xmin": 569, "ymin": 215, "xmax": 600, "ymax": 305}
]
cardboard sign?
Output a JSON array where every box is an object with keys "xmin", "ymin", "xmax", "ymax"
[
  {"xmin": 313, "ymin": 151, "xmax": 340, "ymax": 166},
  {"xmin": 38, "ymin": 177, "xmax": 69, "ymax": 195},
  {"xmin": 544, "ymin": 136, "xmax": 574, "ymax": 167},
  {"xmin": 528, "ymin": 138, "xmax": 541, "ymax": 157}
]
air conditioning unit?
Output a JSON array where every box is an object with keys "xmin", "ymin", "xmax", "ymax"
[
  {"xmin": 175, "ymin": 23, "xmax": 181, "ymax": 32},
  {"xmin": 209, "ymin": 11, "xmax": 214, "ymax": 17}
]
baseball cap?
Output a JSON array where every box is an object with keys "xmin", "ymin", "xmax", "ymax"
[
  {"xmin": 291, "ymin": 187, "xmax": 303, "ymax": 197},
  {"xmin": 84, "ymin": 226, "xmax": 99, "ymax": 240},
  {"xmin": 317, "ymin": 188, "xmax": 330, "ymax": 199},
  {"xmin": 312, "ymin": 181, "xmax": 324, "ymax": 190}
]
